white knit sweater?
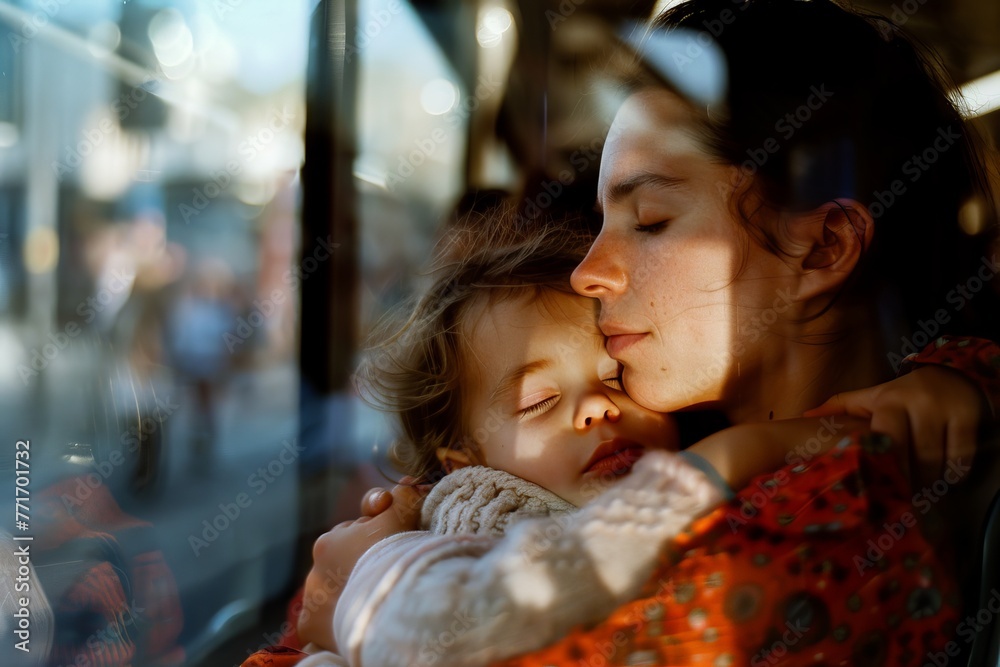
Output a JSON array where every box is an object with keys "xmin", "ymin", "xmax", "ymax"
[
  {"xmin": 327, "ymin": 451, "xmax": 725, "ymax": 667},
  {"xmin": 419, "ymin": 464, "xmax": 577, "ymax": 536}
]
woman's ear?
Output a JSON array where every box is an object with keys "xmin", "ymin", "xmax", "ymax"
[
  {"xmin": 436, "ymin": 447, "xmax": 474, "ymax": 473},
  {"xmin": 784, "ymin": 199, "xmax": 874, "ymax": 301}
]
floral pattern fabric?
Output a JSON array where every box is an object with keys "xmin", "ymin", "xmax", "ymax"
[
  {"xmin": 901, "ymin": 335, "xmax": 1000, "ymax": 419},
  {"xmin": 495, "ymin": 434, "xmax": 960, "ymax": 666}
]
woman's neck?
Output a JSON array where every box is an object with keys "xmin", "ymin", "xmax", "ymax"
[{"xmin": 722, "ymin": 306, "xmax": 892, "ymax": 425}]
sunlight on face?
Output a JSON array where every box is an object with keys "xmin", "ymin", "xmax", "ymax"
[
  {"xmin": 460, "ymin": 290, "xmax": 676, "ymax": 507},
  {"xmin": 572, "ymin": 89, "xmax": 793, "ymax": 413}
]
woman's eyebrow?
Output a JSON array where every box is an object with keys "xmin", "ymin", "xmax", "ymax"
[
  {"xmin": 489, "ymin": 359, "xmax": 552, "ymax": 406},
  {"xmin": 596, "ymin": 172, "xmax": 686, "ymax": 214}
]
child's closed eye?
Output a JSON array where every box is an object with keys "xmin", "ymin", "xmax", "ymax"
[
  {"xmin": 601, "ymin": 362, "xmax": 625, "ymax": 391},
  {"xmin": 602, "ymin": 375, "xmax": 624, "ymax": 391},
  {"xmin": 519, "ymin": 396, "xmax": 558, "ymax": 418}
]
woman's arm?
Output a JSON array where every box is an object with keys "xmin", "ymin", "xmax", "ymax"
[
  {"xmin": 336, "ymin": 452, "xmax": 725, "ymax": 667},
  {"xmin": 687, "ymin": 416, "xmax": 872, "ymax": 493}
]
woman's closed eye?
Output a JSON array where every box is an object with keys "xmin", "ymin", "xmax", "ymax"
[{"xmin": 633, "ymin": 220, "xmax": 670, "ymax": 234}]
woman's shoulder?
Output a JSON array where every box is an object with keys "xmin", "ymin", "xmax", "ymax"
[{"xmin": 721, "ymin": 431, "xmax": 905, "ymax": 537}]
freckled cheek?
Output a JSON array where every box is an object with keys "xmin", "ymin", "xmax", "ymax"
[
  {"xmin": 629, "ymin": 268, "xmax": 663, "ymax": 318},
  {"xmin": 643, "ymin": 288, "xmax": 685, "ymax": 329},
  {"xmin": 668, "ymin": 254, "xmax": 733, "ymax": 310}
]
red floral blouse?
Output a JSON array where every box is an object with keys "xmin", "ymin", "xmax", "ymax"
[{"xmin": 494, "ymin": 433, "xmax": 960, "ymax": 666}]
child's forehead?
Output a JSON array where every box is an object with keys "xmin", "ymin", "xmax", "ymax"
[
  {"xmin": 459, "ymin": 290, "xmax": 603, "ymax": 382},
  {"xmin": 460, "ymin": 292, "xmax": 604, "ymax": 412}
]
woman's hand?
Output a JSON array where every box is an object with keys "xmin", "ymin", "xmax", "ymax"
[
  {"xmin": 803, "ymin": 365, "xmax": 982, "ymax": 487},
  {"xmin": 298, "ymin": 482, "xmax": 429, "ymax": 653}
]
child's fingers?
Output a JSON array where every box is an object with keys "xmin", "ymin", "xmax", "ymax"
[
  {"xmin": 386, "ymin": 483, "xmax": 430, "ymax": 529},
  {"xmin": 360, "ymin": 477, "xmax": 428, "ymax": 517},
  {"xmin": 360, "ymin": 487, "xmax": 392, "ymax": 517}
]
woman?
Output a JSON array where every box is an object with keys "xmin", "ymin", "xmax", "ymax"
[
  {"xmin": 572, "ymin": 0, "xmax": 999, "ymax": 466},
  {"xmin": 497, "ymin": 0, "xmax": 1000, "ymax": 662},
  {"xmin": 262, "ymin": 0, "xmax": 1000, "ymax": 665},
  {"xmin": 586, "ymin": 0, "xmax": 999, "ymax": 503}
]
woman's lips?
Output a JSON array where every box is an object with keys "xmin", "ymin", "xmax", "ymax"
[
  {"xmin": 583, "ymin": 440, "xmax": 646, "ymax": 476},
  {"xmin": 606, "ymin": 333, "xmax": 647, "ymax": 358}
]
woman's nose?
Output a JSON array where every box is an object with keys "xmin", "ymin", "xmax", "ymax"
[
  {"xmin": 574, "ymin": 393, "xmax": 622, "ymax": 430},
  {"xmin": 571, "ymin": 234, "xmax": 627, "ymax": 298}
]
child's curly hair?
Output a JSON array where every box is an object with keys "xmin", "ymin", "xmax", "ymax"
[{"xmin": 354, "ymin": 210, "xmax": 595, "ymax": 483}]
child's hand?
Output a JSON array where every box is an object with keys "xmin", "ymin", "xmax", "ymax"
[
  {"xmin": 804, "ymin": 365, "xmax": 982, "ymax": 487},
  {"xmin": 320, "ymin": 482, "xmax": 427, "ymax": 574},
  {"xmin": 298, "ymin": 482, "xmax": 429, "ymax": 653}
]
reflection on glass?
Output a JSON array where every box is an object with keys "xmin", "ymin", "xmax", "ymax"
[{"xmin": 1, "ymin": 0, "xmax": 307, "ymax": 663}]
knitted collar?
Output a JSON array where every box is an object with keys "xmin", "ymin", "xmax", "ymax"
[{"xmin": 420, "ymin": 466, "xmax": 576, "ymax": 537}]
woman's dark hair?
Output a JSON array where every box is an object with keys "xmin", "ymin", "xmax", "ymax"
[
  {"xmin": 354, "ymin": 209, "xmax": 594, "ymax": 483},
  {"xmin": 643, "ymin": 0, "xmax": 999, "ymax": 339}
]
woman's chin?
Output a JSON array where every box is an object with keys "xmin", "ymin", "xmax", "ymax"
[
  {"xmin": 622, "ymin": 370, "xmax": 673, "ymax": 413},
  {"xmin": 624, "ymin": 365, "xmax": 710, "ymax": 413}
]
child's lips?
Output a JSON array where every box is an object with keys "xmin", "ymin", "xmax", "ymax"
[{"xmin": 582, "ymin": 439, "xmax": 646, "ymax": 476}]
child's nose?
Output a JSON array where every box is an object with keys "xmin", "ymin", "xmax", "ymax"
[{"xmin": 575, "ymin": 394, "xmax": 622, "ymax": 430}]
